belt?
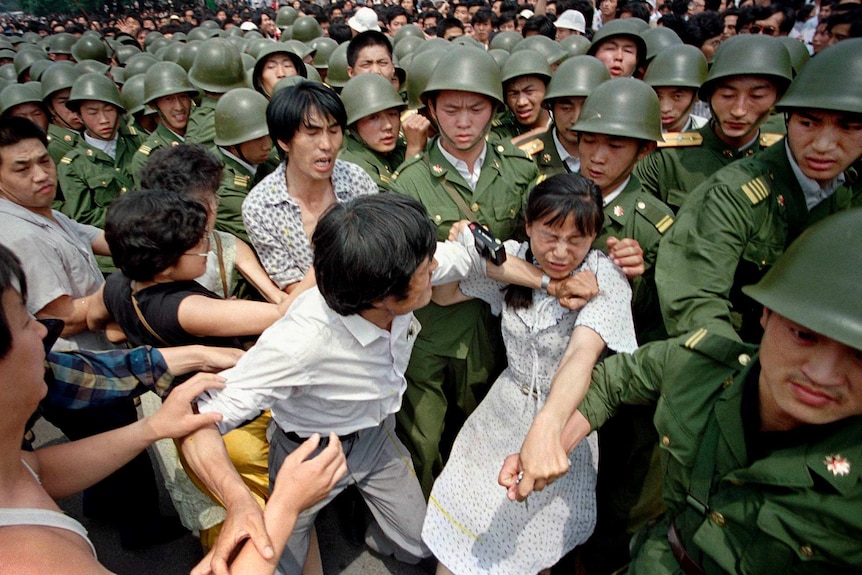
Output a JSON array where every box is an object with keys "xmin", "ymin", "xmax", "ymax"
[
  {"xmin": 283, "ymin": 429, "xmax": 358, "ymax": 446},
  {"xmin": 667, "ymin": 520, "xmax": 706, "ymax": 575}
]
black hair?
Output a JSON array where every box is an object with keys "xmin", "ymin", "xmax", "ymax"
[
  {"xmin": 505, "ymin": 173, "xmax": 604, "ymax": 310},
  {"xmin": 105, "ymin": 189, "xmax": 209, "ymax": 282},
  {"xmin": 266, "ymin": 82, "xmax": 346, "ymax": 160},
  {"xmin": 330, "ymin": 24, "xmax": 353, "ymax": 43},
  {"xmin": 471, "ymin": 8, "xmax": 493, "ymax": 24},
  {"xmin": 522, "ymin": 15, "xmax": 557, "ymax": 38},
  {"xmin": 0, "ymin": 116, "xmax": 48, "ymax": 163},
  {"xmin": 386, "ymin": 5, "xmax": 410, "ymax": 24},
  {"xmin": 140, "ymin": 143, "xmax": 224, "ymax": 203},
  {"xmin": 312, "ymin": 194, "xmax": 436, "ymax": 316},
  {"xmin": 619, "ymin": 1, "xmax": 652, "ymax": 22},
  {"xmin": 347, "ymin": 30, "xmax": 393, "ymax": 67},
  {"xmin": 437, "ymin": 17, "xmax": 465, "ymax": 37},
  {"xmin": 683, "ymin": 10, "xmax": 724, "ymax": 47},
  {"xmin": 0, "ymin": 244, "xmax": 27, "ymax": 359}
]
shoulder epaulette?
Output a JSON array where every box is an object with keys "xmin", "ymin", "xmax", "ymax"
[
  {"xmin": 138, "ymin": 144, "xmax": 152, "ymax": 156},
  {"xmin": 681, "ymin": 327, "xmax": 758, "ymax": 368},
  {"xmin": 493, "ymin": 141, "xmax": 532, "ymax": 161},
  {"xmin": 684, "ymin": 328, "xmax": 709, "ymax": 350},
  {"xmin": 59, "ymin": 155, "xmax": 73, "ymax": 164},
  {"xmin": 759, "ymin": 132, "xmax": 784, "ymax": 148},
  {"xmin": 516, "ymin": 138, "xmax": 544, "ymax": 157},
  {"xmin": 233, "ymin": 173, "xmax": 250, "ymax": 188},
  {"xmin": 634, "ymin": 195, "xmax": 675, "ymax": 234},
  {"xmin": 128, "ymin": 125, "xmax": 138, "ymax": 136},
  {"xmin": 741, "ymin": 176, "xmax": 771, "ymax": 205},
  {"xmin": 391, "ymin": 151, "xmax": 426, "ymax": 181},
  {"xmin": 657, "ymin": 132, "xmax": 703, "ymax": 149}
]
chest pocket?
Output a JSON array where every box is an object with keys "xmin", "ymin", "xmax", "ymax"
[
  {"xmin": 86, "ymin": 172, "xmax": 125, "ymax": 207},
  {"xmin": 665, "ymin": 188, "xmax": 688, "ymax": 213},
  {"xmin": 654, "ymin": 395, "xmax": 703, "ymax": 503}
]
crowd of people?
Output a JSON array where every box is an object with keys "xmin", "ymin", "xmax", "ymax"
[{"xmin": 0, "ymin": 0, "xmax": 860, "ymax": 573}]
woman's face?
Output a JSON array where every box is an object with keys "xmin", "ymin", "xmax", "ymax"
[{"xmin": 526, "ymin": 214, "xmax": 596, "ymax": 279}]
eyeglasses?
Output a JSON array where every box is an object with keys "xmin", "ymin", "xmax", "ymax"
[
  {"xmin": 748, "ymin": 25, "xmax": 777, "ymax": 35},
  {"xmin": 183, "ymin": 235, "xmax": 211, "ymax": 258}
]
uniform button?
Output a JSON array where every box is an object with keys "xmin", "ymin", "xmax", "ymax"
[
  {"xmin": 115, "ymin": 167, "xmax": 120, "ymax": 172},
  {"xmin": 661, "ymin": 435, "xmax": 670, "ymax": 447},
  {"xmin": 101, "ymin": 180, "xmax": 107, "ymax": 185},
  {"xmin": 496, "ymin": 145, "xmax": 504, "ymax": 153},
  {"xmin": 723, "ymin": 376, "xmax": 733, "ymax": 389},
  {"xmin": 728, "ymin": 478, "xmax": 745, "ymax": 486},
  {"xmin": 637, "ymin": 201, "xmax": 646, "ymax": 209},
  {"xmin": 120, "ymin": 187, "xmax": 127, "ymax": 193},
  {"xmin": 509, "ymin": 208, "xmax": 516, "ymax": 216},
  {"xmin": 434, "ymin": 214, "xmax": 442, "ymax": 223},
  {"xmin": 710, "ymin": 511, "xmax": 726, "ymax": 527},
  {"xmin": 723, "ymin": 150, "xmax": 734, "ymax": 159},
  {"xmin": 471, "ymin": 203, "xmax": 479, "ymax": 212},
  {"xmin": 799, "ymin": 545, "xmax": 814, "ymax": 558},
  {"xmin": 738, "ymin": 354, "xmax": 751, "ymax": 366}
]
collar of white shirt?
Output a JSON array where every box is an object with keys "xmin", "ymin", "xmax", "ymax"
[{"xmin": 437, "ymin": 139, "xmax": 487, "ymax": 191}]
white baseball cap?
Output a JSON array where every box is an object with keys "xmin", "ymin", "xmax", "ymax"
[
  {"xmin": 240, "ymin": 21, "xmax": 259, "ymax": 31},
  {"xmin": 555, "ymin": 10, "xmax": 586, "ymax": 33},
  {"xmin": 348, "ymin": 7, "xmax": 382, "ymax": 33},
  {"xmin": 518, "ymin": 9, "xmax": 535, "ymax": 19}
]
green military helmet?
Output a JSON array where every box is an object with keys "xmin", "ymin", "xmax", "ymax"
[
  {"xmin": 280, "ymin": 39, "xmax": 316, "ymax": 61},
  {"xmin": 120, "ymin": 73, "xmax": 149, "ymax": 116},
  {"xmin": 187, "ymin": 27, "xmax": 220, "ymax": 42},
  {"xmin": 0, "ymin": 64, "xmax": 17, "ymax": 82},
  {"xmin": 342, "ymin": 73, "xmax": 406, "ymax": 126},
  {"xmin": 246, "ymin": 38, "xmax": 273, "ymax": 59},
  {"xmin": 273, "ymin": 75, "xmax": 309, "ymax": 94},
  {"xmin": 67, "ymin": 72, "xmax": 125, "ymax": 113},
  {"xmin": 114, "ymin": 44, "xmax": 142, "ymax": 65},
  {"xmin": 394, "ymin": 24, "xmax": 425, "ymax": 46},
  {"xmin": 452, "ymin": 35, "xmax": 484, "ymax": 49},
  {"xmin": 511, "ymin": 35, "xmax": 567, "ymax": 66},
  {"xmin": 393, "ymin": 57, "xmax": 407, "ymax": 87},
  {"xmin": 415, "ymin": 37, "xmax": 453, "ymax": 54},
  {"xmin": 225, "ymin": 26, "xmax": 245, "ymax": 38},
  {"xmin": 777, "ymin": 36, "xmax": 810, "ymax": 76},
  {"xmin": 200, "ymin": 20, "xmax": 221, "ymax": 30},
  {"xmin": 325, "ymin": 42, "xmax": 350, "ymax": 89},
  {"xmin": 0, "ymin": 49, "xmax": 15, "ymax": 62},
  {"xmin": 406, "ymin": 47, "xmax": 448, "ymax": 109},
  {"xmin": 310, "ymin": 37, "xmax": 338, "ymax": 69},
  {"xmin": 14, "ymin": 48, "xmax": 48, "ymax": 81},
  {"xmin": 29, "ymin": 59, "xmax": 53, "ymax": 82},
  {"xmin": 22, "ymin": 32, "xmax": 41, "ymax": 44},
  {"xmin": 699, "ymin": 35, "xmax": 792, "ymax": 101},
  {"xmin": 276, "ymin": 6, "xmax": 299, "ymax": 27},
  {"xmin": 0, "ymin": 78, "xmax": 9, "ymax": 94},
  {"xmin": 743, "ymin": 208, "xmax": 862, "ymax": 351},
  {"xmin": 188, "ymin": 39, "xmax": 247, "ymax": 94},
  {"xmin": 144, "ymin": 61, "xmax": 198, "ymax": 104},
  {"xmin": 304, "ymin": 64, "xmax": 322, "ymax": 83},
  {"xmin": 160, "ymin": 42, "xmax": 186, "ymax": 65},
  {"xmin": 422, "ymin": 48, "xmax": 503, "ymax": 107},
  {"xmin": 213, "ymin": 87, "xmax": 270, "ymax": 146},
  {"xmin": 501, "ymin": 49, "xmax": 551, "ymax": 85},
  {"xmin": 574, "ymin": 77, "xmax": 663, "ymax": 141},
  {"xmin": 123, "ymin": 52, "xmax": 159, "ymax": 79},
  {"xmin": 0, "ymin": 38, "xmax": 12, "ymax": 51},
  {"xmin": 394, "ymin": 35, "xmax": 424, "ymax": 62},
  {"xmin": 544, "ymin": 55, "xmax": 611, "ymax": 102},
  {"xmin": 154, "ymin": 43, "xmax": 174, "ymax": 61},
  {"xmin": 71, "ymin": 35, "xmax": 109, "ymax": 64},
  {"xmin": 0, "ymin": 82, "xmax": 45, "ymax": 115},
  {"xmin": 488, "ymin": 48, "xmax": 510, "ymax": 69},
  {"xmin": 560, "ymin": 34, "xmax": 591, "ymax": 58},
  {"xmin": 146, "ymin": 36, "xmax": 172, "ymax": 55},
  {"xmin": 241, "ymin": 52, "xmax": 255, "ymax": 71},
  {"xmin": 252, "ymin": 43, "xmax": 307, "ymax": 94},
  {"xmin": 226, "ymin": 35, "xmax": 250, "ymax": 54},
  {"xmin": 178, "ymin": 41, "xmax": 203, "ymax": 72},
  {"xmin": 48, "ymin": 33, "xmax": 77, "ymax": 57},
  {"xmin": 278, "ymin": 26, "xmax": 292, "ymax": 41},
  {"xmin": 628, "ymin": 18, "xmax": 650, "ymax": 32},
  {"xmin": 643, "ymin": 44, "xmax": 707, "ymax": 89},
  {"xmin": 588, "ymin": 19, "xmax": 647, "ymax": 63},
  {"xmin": 292, "ymin": 16, "xmax": 323, "ymax": 43},
  {"xmin": 41, "ymin": 62, "xmax": 82, "ymax": 100},
  {"xmin": 111, "ymin": 67, "xmax": 126, "ymax": 85},
  {"xmin": 489, "ymin": 30, "xmax": 523, "ymax": 53},
  {"xmin": 641, "ymin": 26, "xmax": 682, "ymax": 62},
  {"xmin": 172, "ymin": 32, "xmax": 188, "ymax": 42},
  {"xmin": 75, "ymin": 59, "xmax": 111, "ymax": 75},
  {"xmin": 776, "ymin": 38, "xmax": 862, "ymax": 114}
]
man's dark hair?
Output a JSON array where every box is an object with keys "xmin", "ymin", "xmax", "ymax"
[
  {"xmin": 471, "ymin": 7, "xmax": 493, "ymax": 24},
  {"xmin": 522, "ymin": 15, "xmax": 557, "ymax": 38},
  {"xmin": 0, "ymin": 117, "xmax": 48, "ymax": 163},
  {"xmin": 347, "ymin": 30, "xmax": 393, "ymax": 67},
  {"xmin": 768, "ymin": 3, "xmax": 797, "ymax": 34},
  {"xmin": 266, "ymin": 82, "xmax": 347, "ymax": 160},
  {"xmin": 0, "ymin": 245, "xmax": 27, "ymax": 359},
  {"xmin": 386, "ymin": 5, "xmax": 410, "ymax": 25},
  {"xmin": 437, "ymin": 17, "xmax": 465, "ymax": 37},
  {"xmin": 313, "ymin": 194, "xmax": 436, "ymax": 316},
  {"xmin": 140, "ymin": 143, "xmax": 224, "ymax": 201},
  {"xmin": 683, "ymin": 10, "xmax": 724, "ymax": 46},
  {"xmin": 329, "ymin": 23, "xmax": 353, "ymax": 43},
  {"xmin": 105, "ymin": 189, "xmax": 209, "ymax": 282},
  {"xmin": 619, "ymin": 1, "xmax": 652, "ymax": 22}
]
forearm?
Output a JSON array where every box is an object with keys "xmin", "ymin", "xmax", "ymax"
[
  {"xmin": 179, "ymin": 424, "xmax": 256, "ymax": 510},
  {"xmin": 229, "ymin": 499, "xmax": 300, "ymax": 574},
  {"xmin": 486, "ymin": 255, "xmax": 543, "ymax": 288},
  {"xmin": 560, "ymin": 410, "xmax": 593, "ymax": 454},
  {"xmin": 234, "ymin": 240, "xmax": 286, "ymax": 304},
  {"xmin": 37, "ymin": 294, "xmax": 94, "ymax": 337}
]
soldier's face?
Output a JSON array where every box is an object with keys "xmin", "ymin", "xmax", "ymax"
[
  {"xmin": 354, "ymin": 107, "xmax": 401, "ymax": 153},
  {"xmin": 709, "ymin": 76, "xmax": 777, "ymax": 147},
  {"xmin": 786, "ymin": 110, "xmax": 862, "ymax": 188},
  {"xmin": 0, "ymin": 139, "xmax": 57, "ymax": 218},
  {"xmin": 758, "ymin": 310, "xmax": 862, "ymax": 431},
  {"xmin": 348, "ymin": 45, "xmax": 395, "ymax": 82},
  {"xmin": 551, "ymin": 96, "xmax": 585, "ymax": 150},
  {"xmin": 260, "ymin": 54, "xmax": 299, "ymax": 96},
  {"xmin": 49, "ymin": 89, "xmax": 84, "ymax": 131},
  {"xmin": 429, "ymin": 91, "xmax": 494, "ymax": 156},
  {"xmin": 78, "ymin": 101, "xmax": 120, "ymax": 141},
  {"xmin": 578, "ymin": 132, "xmax": 649, "ymax": 194},
  {"xmin": 235, "ymin": 134, "xmax": 273, "ymax": 166},
  {"xmin": 154, "ymin": 93, "xmax": 192, "ymax": 135},
  {"xmin": 505, "ymin": 76, "xmax": 547, "ymax": 129},
  {"xmin": 655, "ymin": 87, "xmax": 697, "ymax": 132},
  {"xmin": 594, "ymin": 38, "xmax": 639, "ymax": 78}
]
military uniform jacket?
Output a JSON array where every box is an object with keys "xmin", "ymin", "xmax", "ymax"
[
  {"xmin": 215, "ymin": 150, "xmax": 254, "ymax": 245},
  {"xmin": 656, "ymin": 142, "xmax": 861, "ymax": 342},
  {"xmin": 392, "ymin": 137, "xmax": 539, "ymax": 357},
  {"xmin": 593, "ymin": 175, "xmax": 674, "ymax": 343},
  {"xmin": 57, "ymin": 124, "xmax": 145, "ymax": 228},
  {"xmin": 580, "ymin": 331, "xmax": 862, "ymax": 574},
  {"xmin": 635, "ymin": 123, "xmax": 783, "ymax": 214},
  {"xmin": 185, "ymin": 96, "xmax": 217, "ymax": 149},
  {"xmin": 47, "ymin": 124, "xmax": 80, "ymax": 165},
  {"xmin": 338, "ymin": 131, "xmax": 404, "ymax": 192},
  {"xmin": 517, "ymin": 128, "xmax": 571, "ymax": 178},
  {"xmin": 129, "ymin": 123, "xmax": 184, "ymax": 188}
]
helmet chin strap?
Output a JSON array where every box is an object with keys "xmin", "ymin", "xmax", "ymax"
[
  {"xmin": 711, "ymin": 104, "xmax": 773, "ymax": 148},
  {"xmin": 434, "ymin": 116, "xmax": 493, "ymax": 155},
  {"xmin": 85, "ymin": 114, "xmax": 121, "ymax": 142},
  {"xmin": 50, "ymin": 106, "xmax": 78, "ymax": 131}
]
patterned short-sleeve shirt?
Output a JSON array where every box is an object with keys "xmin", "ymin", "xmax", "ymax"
[{"xmin": 241, "ymin": 159, "xmax": 379, "ymax": 289}]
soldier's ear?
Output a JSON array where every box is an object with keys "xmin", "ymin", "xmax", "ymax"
[{"xmin": 636, "ymin": 141, "xmax": 656, "ymax": 161}]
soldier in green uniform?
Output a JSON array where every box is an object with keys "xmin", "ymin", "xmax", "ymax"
[
  {"xmin": 514, "ymin": 55, "xmax": 610, "ymax": 178},
  {"xmin": 505, "ymin": 208, "xmax": 862, "ymax": 575},
  {"xmin": 492, "ymin": 49, "xmax": 553, "ymax": 142},
  {"xmin": 643, "ymin": 44, "xmax": 709, "ymax": 134},
  {"xmin": 656, "ymin": 39, "xmax": 862, "ymax": 344},
  {"xmin": 339, "ymin": 73, "xmax": 430, "ymax": 192},
  {"xmin": 635, "ymin": 35, "xmax": 793, "ymax": 213},
  {"xmin": 185, "ymin": 39, "xmax": 247, "ymax": 149},
  {"xmin": 57, "ymin": 72, "xmax": 145, "ymax": 272},
  {"xmin": 213, "ymin": 88, "xmax": 273, "ymax": 245},
  {"xmin": 391, "ymin": 48, "xmax": 539, "ymax": 496},
  {"xmin": 40, "ymin": 63, "xmax": 83, "ymax": 165},
  {"xmin": 129, "ymin": 61, "xmax": 199, "ymax": 187},
  {"xmin": 251, "ymin": 43, "xmax": 307, "ymax": 99},
  {"xmin": 587, "ymin": 19, "xmax": 647, "ymax": 79},
  {"xmin": 0, "ymin": 83, "xmax": 49, "ymax": 132},
  {"xmin": 119, "ymin": 74, "xmax": 158, "ymax": 137}
]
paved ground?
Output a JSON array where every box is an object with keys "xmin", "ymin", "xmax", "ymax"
[{"xmin": 33, "ymin": 416, "xmax": 433, "ymax": 575}]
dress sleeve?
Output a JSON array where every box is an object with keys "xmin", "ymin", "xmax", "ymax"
[
  {"xmin": 574, "ymin": 251, "xmax": 638, "ymax": 354},
  {"xmin": 457, "ymin": 239, "xmax": 522, "ymax": 316}
]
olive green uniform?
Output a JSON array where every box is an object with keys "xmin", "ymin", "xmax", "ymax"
[
  {"xmin": 214, "ymin": 149, "xmax": 255, "ymax": 245},
  {"xmin": 47, "ymin": 124, "xmax": 79, "ymax": 165},
  {"xmin": 185, "ymin": 95, "xmax": 218, "ymax": 149},
  {"xmin": 338, "ymin": 130, "xmax": 405, "ymax": 192},
  {"xmin": 656, "ymin": 142, "xmax": 862, "ymax": 343},
  {"xmin": 391, "ymin": 138, "xmax": 539, "ymax": 496},
  {"xmin": 579, "ymin": 329, "xmax": 862, "ymax": 574},
  {"xmin": 129, "ymin": 123, "xmax": 185, "ymax": 188},
  {"xmin": 634, "ymin": 123, "xmax": 784, "ymax": 213},
  {"xmin": 517, "ymin": 129, "xmax": 571, "ymax": 178}
]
